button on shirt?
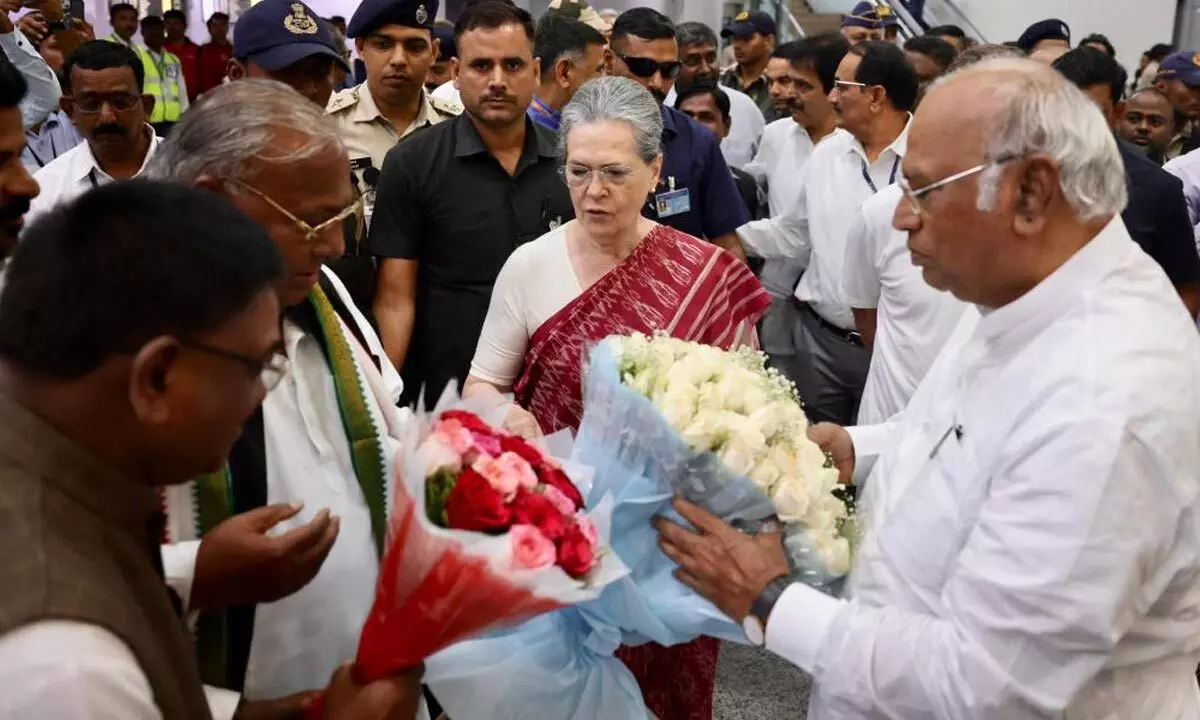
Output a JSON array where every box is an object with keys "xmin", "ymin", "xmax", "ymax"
[
  {"xmin": 766, "ymin": 217, "xmax": 1200, "ymax": 719},
  {"xmin": 738, "ymin": 118, "xmax": 909, "ymax": 330},
  {"xmin": 21, "ymin": 110, "xmax": 82, "ymax": 173},
  {"xmin": 652, "ymin": 105, "xmax": 750, "ymax": 240},
  {"xmin": 368, "ymin": 115, "xmax": 573, "ymax": 404},
  {"xmin": 26, "ymin": 127, "xmax": 162, "ymax": 226},
  {"xmin": 841, "ymin": 184, "xmax": 966, "ymax": 425},
  {"xmin": 666, "ymin": 82, "xmax": 765, "ymax": 170}
]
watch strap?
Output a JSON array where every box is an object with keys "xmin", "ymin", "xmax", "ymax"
[{"xmin": 750, "ymin": 575, "xmax": 791, "ymax": 626}]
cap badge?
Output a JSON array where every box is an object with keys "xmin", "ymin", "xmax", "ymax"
[
  {"xmin": 284, "ymin": 3, "xmax": 319, "ymax": 35},
  {"xmin": 734, "ymin": 11, "xmax": 748, "ymax": 21},
  {"xmin": 1060, "ymin": 23, "xmax": 1068, "ymax": 36},
  {"xmin": 1192, "ymin": 53, "xmax": 1200, "ymax": 67},
  {"xmin": 415, "ymin": 3, "xmax": 428, "ymax": 24},
  {"xmin": 876, "ymin": 4, "xmax": 892, "ymax": 16}
]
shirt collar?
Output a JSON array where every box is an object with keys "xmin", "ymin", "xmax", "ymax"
[
  {"xmin": 349, "ymin": 84, "xmax": 438, "ymax": 131},
  {"xmin": 528, "ymin": 95, "xmax": 561, "ymax": 129},
  {"xmin": 849, "ymin": 113, "xmax": 912, "ymax": 162},
  {"xmin": 75, "ymin": 125, "xmax": 160, "ymax": 184},
  {"xmin": 454, "ymin": 113, "xmax": 557, "ymax": 161},
  {"xmin": 973, "ymin": 215, "xmax": 1133, "ymax": 351}
]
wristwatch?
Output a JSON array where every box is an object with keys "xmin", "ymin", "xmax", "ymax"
[{"xmin": 741, "ymin": 575, "xmax": 791, "ymax": 647}]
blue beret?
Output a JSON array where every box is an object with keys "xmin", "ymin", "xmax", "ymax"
[
  {"xmin": 347, "ymin": 0, "xmax": 438, "ymax": 39},
  {"xmin": 233, "ymin": 0, "xmax": 349, "ymax": 73},
  {"xmin": 1016, "ymin": 18, "xmax": 1070, "ymax": 52},
  {"xmin": 1158, "ymin": 51, "xmax": 1200, "ymax": 87},
  {"xmin": 721, "ymin": 10, "xmax": 777, "ymax": 39},
  {"xmin": 842, "ymin": 1, "xmax": 884, "ymax": 30}
]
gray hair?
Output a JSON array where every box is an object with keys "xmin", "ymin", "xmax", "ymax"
[
  {"xmin": 946, "ymin": 43, "xmax": 1025, "ymax": 73},
  {"xmin": 559, "ymin": 76, "xmax": 663, "ymax": 163},
  {"xmin": 936, "ymin": 58, "xmax": 1127, "ymax": 221},
  {"xmin": 146, "ymin": 79, "xmax": 344, "ymax": 185},
  {"xmin": 676, "ymin": 21, "xmax": 717, "ymax": 49}
]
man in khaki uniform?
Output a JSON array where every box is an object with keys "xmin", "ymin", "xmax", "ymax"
[{"xmin": 327, "ymin": 0, "xmax": 460, "ymax": 219}]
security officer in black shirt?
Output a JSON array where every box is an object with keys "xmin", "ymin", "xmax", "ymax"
[{"xmin": 368, "ymin": 1, "xmax": 572, "ymax": 407}]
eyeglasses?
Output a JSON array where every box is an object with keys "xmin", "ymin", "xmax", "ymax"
[
  {"xmin": 560, "ymin": 164, "xmax": 636, "ymax": 188},
  {"xmin": 833, "ymin": 79, "xmax": 869, "ymax": 91},
  {"xmin": 72, "ymin": 92, "xmax": 141, "ymax": 114},
  {"xmin": 618, "ymin": 54, "xmax": 682, "ymax": 80},
  {"xmin": 183, "ymin": 339, "xmax": 290, "ymax": 391},
  {"xmin": 897, "ymin": 154, "xmax": 1023, "ymax": 215},
  {"xmin": 229, "ymin": 178, "xmax": 364, "ymax": 244}
]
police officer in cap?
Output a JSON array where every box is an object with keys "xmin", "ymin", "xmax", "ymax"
[
  {"xmin": 328, "ymin": 0, "xmax": 461, "ymax": 221},
  {"xmin": 228, "ymin": 0, "xmax": 351, "ymax": 107},
  {"xmin": 841, "ymin": 1, "xmax": 886, "ymax": 45}
]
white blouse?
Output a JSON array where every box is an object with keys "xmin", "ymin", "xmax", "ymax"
[{"xmin": 469, "ymin": 226, "xmax": 582, "ymax": 387}]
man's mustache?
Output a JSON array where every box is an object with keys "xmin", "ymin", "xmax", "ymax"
[{"xmin": 93, "ymin": 124, "xmax": 126, "ymax": 137}]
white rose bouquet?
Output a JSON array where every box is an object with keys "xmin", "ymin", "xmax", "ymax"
[
  {"xmin": 614, "ymin": 333, "xmax": 852, "ymax": 577},
  {"xmin": 423, "ymin": 334, "xmax": 853, "ymax": 720}
]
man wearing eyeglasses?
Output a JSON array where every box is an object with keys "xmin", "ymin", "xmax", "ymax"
[
  {"xmin": 146, "ymin": 79, "xmax": 431, "ymax": 719},
  {"xmin": 25, "ymin": 40, "xmax": 159, "ymax": 227},
  {"xmin": 656, "ymin": 58, "xmax": 1200, "ymax": 720},
  {"xmin": 607, "ymin": 8, "xmax": 749, "ymax": 261},
  {"xmin": 737, "ymin": 41, "xmax": 917, "ymax": 426}
]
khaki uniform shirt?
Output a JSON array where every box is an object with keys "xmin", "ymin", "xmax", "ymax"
[{"xmin": 326, "ymin": 82, "xmax": 461, "ymax": 213}]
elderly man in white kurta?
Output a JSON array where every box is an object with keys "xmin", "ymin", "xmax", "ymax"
[{"xmin": 656, "ymin": 59, "xmax": 1200, "ymax": 719}]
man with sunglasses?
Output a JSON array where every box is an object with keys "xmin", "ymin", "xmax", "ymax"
[
  {"xmin": 24, "ymin": 40, "xmax": 159, "ymax": 227},
  {"xmin": 607, "ymin": 8, "xmax": 749, "ymax": 261},
  {"xmin": 147, "ymin": 80, "xmax": 429, "ymax": 719},
  {"xmin": 737, "ymin": 40, "xmax": 918, "ymax": 426}
]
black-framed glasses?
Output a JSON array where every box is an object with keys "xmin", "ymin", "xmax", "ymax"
[
  {"xmin": 619, "ymin": 54, "xmax": 682, "ymax": 80},
  {"xmin": 183, "ymin": 339, "xmax": 290, "ymax": 391},
  {"xmin": 72, "ymin": 92, "xmax": 141, "ymax": 114}
]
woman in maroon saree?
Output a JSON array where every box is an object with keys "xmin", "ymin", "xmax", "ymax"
[{"xmin": 464, "ymin": 77, "xmax": 769, "ymax": 720}]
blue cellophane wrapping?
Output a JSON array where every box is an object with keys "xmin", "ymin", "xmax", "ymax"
[{"xmin": 424, "ymin": 339, "xmax": 844, "ymax": 719}]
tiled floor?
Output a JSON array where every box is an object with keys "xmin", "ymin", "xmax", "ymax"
[{"xmin": 714, "ymin": 642, "xmax": 811, "ymax": 719}]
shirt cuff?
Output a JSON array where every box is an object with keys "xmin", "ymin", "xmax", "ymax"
[
  {"xmin": 161, "ymin": 539, "xmax": 201, "ymax": 613},
  {"xmin": 204, "ymin": 684, "xmax": 242, "ymax": 720},
  {"xmin": 764, "ymin": 582, "xmax": 847, "ymax": 674}
]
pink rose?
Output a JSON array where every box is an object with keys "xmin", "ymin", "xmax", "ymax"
[
  {"xmin": 420, "ymin": 435, "xmax": 463, "ymax": 475},
  {"xmin": 473, "ymin": 451, "xmax": 538, "ymax": 500},
  {"xmin": 433, "ymin": 419, "xmax": 475, "ymax": 456},
  {"xmin": 471, "ymin": 431, "xmax": 503, "ymax": 458},
  {"xmin": 510, "ymin": 524, "xmax": 556, "ymax": 571},
  {"xmin": 574, "ymin": 513, "xmax": 599, "ymax": 548},
  {"xmin": 541, "ymin": 485, "xmax": 577, "ymax": 516}
]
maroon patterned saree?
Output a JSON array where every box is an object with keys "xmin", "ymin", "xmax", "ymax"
[{"xmin": 512, "ymin": 224, "xmax": 771, "ymax": 720}]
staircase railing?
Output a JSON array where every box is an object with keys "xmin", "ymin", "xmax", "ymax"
[
  {"xmin": 897, "ymin": 0, "xmax": 987, "ymax": 42},
  {"xmin": 745, "ymin": 0, "xmax": 807, "ymax": 41}
]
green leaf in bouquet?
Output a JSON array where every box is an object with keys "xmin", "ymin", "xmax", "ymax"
[{"xmin": 425, "ymin": 470, "xmax": 458, "ymax": 527}]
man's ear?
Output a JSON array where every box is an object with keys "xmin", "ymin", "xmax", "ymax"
[
  {"xmin": 141, "ymin": 94, "xmax": 156, "ymax": 117},
  {"xmin": 555, "ymin": 56, "xmax": 573, "ymax": 87},
  {"xmin": 1012, "ymin": 155, "xmax": 1058, "ymax": 237},
  {"xmin": 226, "ymin": 58, "xmax": 244, "ymax": 81},
  {"xmin": 128, "ymin": 336, "xmax": 181, "ymax": 426}
]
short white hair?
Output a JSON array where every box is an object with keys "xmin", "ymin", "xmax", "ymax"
[
  {"xmin": 936, "ymin": 58, "xmax": 1127, "ymax": 221},
  {"xmin": 147, "ymin": 79, "xmax": 345, "ymax": 185}
]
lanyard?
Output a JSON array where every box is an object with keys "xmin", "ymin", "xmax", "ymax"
[
  {"xmin": 87, "ymin": 168, "xmax": 101, "ymax": 189},
  {"xmin": 860, "ymin": 155, "xmax": 900, "ymax": 194}
]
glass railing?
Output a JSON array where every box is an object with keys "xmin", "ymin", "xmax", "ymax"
[{"xmin": 893, "ymin": 0, "xmax": 988, "ymax": 42}]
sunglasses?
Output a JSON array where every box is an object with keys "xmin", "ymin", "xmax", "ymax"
[{"xmin": 619, "ymin": 54, "xmax": 682, "ymax": 80}]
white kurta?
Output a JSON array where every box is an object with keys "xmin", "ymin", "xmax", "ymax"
[
  {"xmin": 737, "ymin": 119, "xmax": 910, "ymax": 330},
  {"xmin": 162, "ymin": 268, "xmax": 424, "ymax": 718},
  {"xmin": 767, "ymin": 218, "xmax": 1200, "ymax": 718},
  {"xmin": 841, "ymin": 184, "xmax": 967, "ymax": 425}
]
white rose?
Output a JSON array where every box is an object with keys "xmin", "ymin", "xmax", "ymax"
[
  {"xmin": 748, "ymin": 455, "xmax": 783, "ymax": 490},
  {"xmin": 420, "ymin": 435, "xmax": 463, "ymax": 476},
  {"xmin": 771, "ymin": 477, "xmax": 814, "ymax": 523},
  {"xmin": 680, "ymin": 410, "xmax": 722, "ymax": 450},
  {"xmin": 657, "ymin": 384, "xmax": 699, "ymax": 428}
]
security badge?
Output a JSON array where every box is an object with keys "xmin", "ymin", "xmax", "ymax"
[
  {"xmin": 284, "ymin": 3, "xmax": 319, "ymax": 35},
  {"xmin": 654, "ymin": 176, "xmax": 691, "ymax": 218}
]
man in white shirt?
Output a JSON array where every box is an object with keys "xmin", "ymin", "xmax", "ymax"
[
  {"xmin": 148, "ymin": 79, "xmax": 426, "ymax": 719},
  {"xmin": 737, "ymin": 40, "xmax": 918, "ymax": 425},
  {"xmin": 659, "ymin": 59, "xmax": 1200, "ymax": 719},
  {"xmin": 26, "ymin": 40, "xmax": 159, "ymax": 226},
  {"xmin": 0, "ymin": 0, "xmax": 59, "ymax": 132},
  {"xmin": 0, "ymin": 181, "xmax": 422, "ymax": 720},
  {"xmin": 668, "ymin": 21, "xmax": 764, "ymax": 169},
  {"xmin": 742, "ymin": 33, "xmax": 848, "ymax": 388}
]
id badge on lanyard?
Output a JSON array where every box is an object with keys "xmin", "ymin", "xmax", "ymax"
[
  {"xmin": 654, "ymin": 176, "xmax": 691, "ymax": 218},
  {"xmin": 861, "ymin": 155, "xmax": 901, "ymax": 194}
]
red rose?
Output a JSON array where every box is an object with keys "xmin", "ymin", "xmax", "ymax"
[
  {"xmin": 538, "ymin": 466, "xmax": 584, "ymax": 512},
  {"xmin": 509, "ymin": 489, "xmax": 568, "ymax": 541},
  {"xmin": 557, "ymin": 523, "xmax": 596, "ymax": 579},
  {"xmin": 445, "ymin": 468, "xmax": 513, "ymax": 532},
  {"xmin": 439, "ymin": 410, "xmax": 496, "ymax": 436},
  {"xmin": 499, "ymin": 435, "xmax": 547, "ymax": 467}
]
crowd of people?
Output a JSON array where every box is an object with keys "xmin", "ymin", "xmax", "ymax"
[{"xmin": 0, "ymin": 0, "xmax": 1199, "ymax": 718}]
